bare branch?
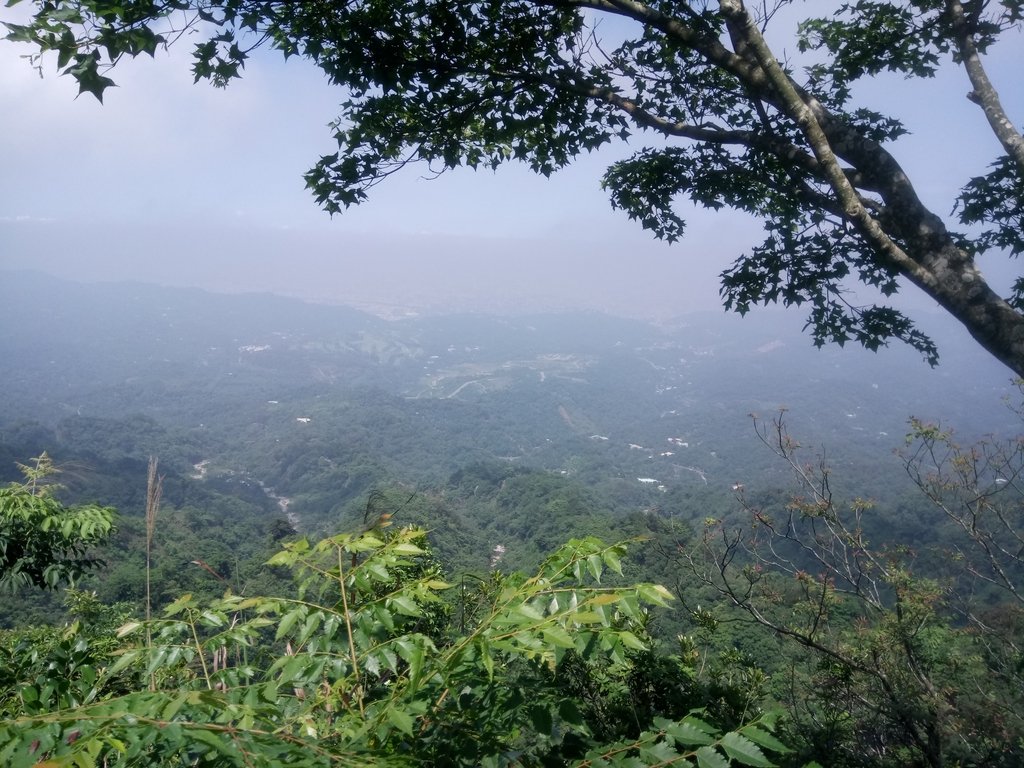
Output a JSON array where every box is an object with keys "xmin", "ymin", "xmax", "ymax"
[{"xmin": 946, "ymin": 0, "xmax": 1024, "ymax": 174}]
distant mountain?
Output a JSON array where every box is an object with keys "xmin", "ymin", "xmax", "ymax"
[{"xmin": 0, "ymin": 269, "xmax": 1015, "ymax": 528}]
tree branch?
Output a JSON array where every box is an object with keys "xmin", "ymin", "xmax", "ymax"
[
  {"xmin": 718, "ymin": 0, "xmax": 928, "ymax": 284},
  {"xmin": 946, "ymin": 0, "xmax": 1024, "ymax": 174}
]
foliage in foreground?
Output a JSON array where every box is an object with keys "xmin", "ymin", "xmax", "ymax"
[
  {"xmin": 0, "ymin": 454, "xmax": 114, "ymax": 592},
  {"xmin": 0, "ymin": 526, "xmax": 791, "ymax": 767},
  {"xmin": 682, "ymin": 412, "xmax": 1024, "ymax": 768}
]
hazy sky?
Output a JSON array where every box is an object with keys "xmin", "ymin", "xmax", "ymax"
[{"xmin": 1, "ymin": 3, "xmax": 1021, "ymax": 330}]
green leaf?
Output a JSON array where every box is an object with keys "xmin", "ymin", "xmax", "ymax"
[
  {"xmin": 639, "ymin": 739, "xmax": 677, "ymax": 763},
  {"xmin": 542, "ymin": 626, "xmax": 576, "ymax": 649},
  {"xmin": 163, "ymin": 593, "xmax": 195, "ymax": 616},
  {"xmin": 188, "ymin": 727, "xmax": 231, "ymax": 755},
  {"xmin": 601, "ymin": 547, "xmax": 624, "ymax": 575},
  {"xmin": 297, "ymin": 611, "xmax": 323, "ymax": 644},
  {"xmin": 661, "ymin": 717, "xmax": 716, "ymax": 747},
  {"xmin": 365, "ymin": 561, "xmax": 390, "ymax": 581},
  {"xmin": 396, "ymin": 637, "xmax": 426, "ymax": 688},
  {"xmin": 390, "ymin": 542, "xmax": 425, "ymax": 556},
  {"xmin": 637, "ymin": 583, "xmax": 674, "ymax": 607},
  {"xmin": 515, "ymin": 602, "xmax": 544, "ymax": 622},
  {"xmin": 720, "ymin": 732, "xmax": 775, "ymax": 767},
  {"xmin": 559, "ymin": 699, "xmax": 585, "ymax": 727},
  {"xmin": 161, "ymin": 693, "xmax": 189, "ymax": 721},
  {"xmin": 529, "ymin": 704, "xmax": 553, "ymax": 735},
  {"xmin": 349, "ymin": 534, "xmax": 385, "ymax": 552},
  {"xmin": 739, "ymin": 726, "xmax": 790, "ymax": 755},
  {"xmin": 386, "ymin": 706, "xmax": 415, "ymax": 736},
  {"xmin": 390, "ymin": 595, "xmax": 422, "ymax": 617},
  {"xmin": 696, "ymin": 745, "xmax": 730, "ymax": 768},
  {"xmin": 116, "ymin": 621, "xmax": 142, "ymax": 638},
  {"xmin": 275, "ymin": 606, "xmax": 304, "ymax": 640},
  {"xmin": 477, "ymin": 638, "xmax": 494, "ymax": 680},
  {"xmin": 265, "ymin": 549, "xmax": 295, "ymax": 566},
  {"xmin": 107, "ymin": 649, "xmax": 141, "ymax": 675},
  {"xmin": 618, "ymin": 631, "xmax": 647, "ymax": 651},
  {"xmin": 200, "ymin": 610, "xmax": 226, "ymax": 627},
  {"xmin": 615, "ymin": 594, "xmax": 642, "ymax": 620}
]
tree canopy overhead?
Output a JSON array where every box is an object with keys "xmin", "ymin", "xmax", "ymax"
[{"xmin": 5, "ymin": 0, "xmax": 1024, "ymax": 373}]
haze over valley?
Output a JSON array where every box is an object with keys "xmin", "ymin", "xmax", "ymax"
[{"xmin": 0, "ymin": 270, "xmax": 1013, "ymax": 601}]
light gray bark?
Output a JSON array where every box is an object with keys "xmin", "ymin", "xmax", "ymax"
[
  {"xmin": 563, "ymin": 0, "xmax": 1024, "ymax": 375},
  {"xmin": 946, "ymin": 0, "xmax": 1024, "ymax": 174}
]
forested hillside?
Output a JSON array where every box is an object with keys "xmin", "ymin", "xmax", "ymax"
[
  {"xmin": 1, "ymin": 271, "xmax": 1022, "ymax": 766},
  {"xmin": 0, "ymin": 270, "xmax": 1015, "ymax": 606}
]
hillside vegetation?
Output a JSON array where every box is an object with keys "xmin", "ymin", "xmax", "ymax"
[{"xmin": 1, "ymin": 272, "xmax": 1021, "ymax": 766}]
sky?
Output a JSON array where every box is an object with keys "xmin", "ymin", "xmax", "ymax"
[{"xmin": 0, "ymin": 3, "xmax": 1021, "ymax": 338}]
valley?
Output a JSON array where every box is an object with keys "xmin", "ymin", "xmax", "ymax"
[
  {"xmin": 2, "ymin": 270, "xmax": 1021, "ymax": 767},
  {"xmin": 0, "ymin": 270, "xmax": 1015, "ymax": 594}
]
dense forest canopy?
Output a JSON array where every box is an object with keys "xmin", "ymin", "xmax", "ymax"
[
  {"xmin": 1, "ymin": 274, "xmax": 1022, "ymax": 766},
  {"xmin": 4, "ymin": 0, "xmax": 1024, "ymax": 372}
]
